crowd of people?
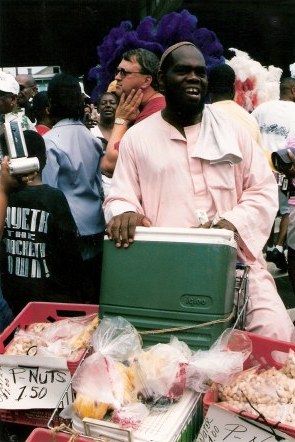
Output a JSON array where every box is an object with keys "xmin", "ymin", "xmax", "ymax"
[
  {"xmin": 0, "ymin": 42, "xmax": 295, "ymax": 344},
  {"xmin": 1, "ymin": 39, "xmax": 295, "ymax": 442}
]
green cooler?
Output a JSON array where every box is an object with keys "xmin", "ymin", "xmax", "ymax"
[{"xmin": 99, "ymin": 227, "xmax": 237, "ymax": 350}]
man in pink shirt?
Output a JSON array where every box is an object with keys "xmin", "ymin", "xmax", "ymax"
[{"xmin": 104, "ymin": 42, "xmax": 295, "ymax": 342}]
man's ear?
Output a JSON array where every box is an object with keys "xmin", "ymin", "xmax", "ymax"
[
  {"xmin": 11, "ymin": 95, "xmax": 17, "ymax": 107},
  {"xmin": 140, "ymin": 74, "xmax": 153, "ymax": 90}
]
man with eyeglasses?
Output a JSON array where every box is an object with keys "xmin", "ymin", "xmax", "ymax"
[
  {"xmin": 16, "ymin": 74, "xmax": 38, "ymax": 123},
  {"xmin": 101, "ymin": 48, "xmax": 165, "ymax": 176}
]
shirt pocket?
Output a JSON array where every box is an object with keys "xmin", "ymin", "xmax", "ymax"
[{"xmin": 204, "ymin": 162, "xmax": 236, "ymax": 190}]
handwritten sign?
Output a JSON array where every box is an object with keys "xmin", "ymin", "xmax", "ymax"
[
  {"xmin": 0, "ymin": 355, "xmax": 72, "ymax": 409},
  {"xmin": 196, "ymin": 405, "xmax": 294, "ymax": 442}
]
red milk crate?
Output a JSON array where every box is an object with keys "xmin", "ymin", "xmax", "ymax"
[
  {"xmin": 0, "ymin": 302, "xmax": 98, "ymax": 427},
  {"xmin": 26, "ymin": 427, "xmax": 92, "ymax": 441},
  {"xmin": 203, "ymin": 331, "xmax": 295, "ymax": 438}
]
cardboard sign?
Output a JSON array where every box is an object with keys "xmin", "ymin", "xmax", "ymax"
[
  {"xmin": 0, "ymin": 355, "xmax": 72, "ymax": 409},
  {"xmin": 197, "ymin": 405, "xmax": 295, "ymax": 442}
]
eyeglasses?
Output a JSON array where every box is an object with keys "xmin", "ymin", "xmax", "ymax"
[{"xmin": 115, "ymin": 68, "xmax": 145, "ymax": 78}]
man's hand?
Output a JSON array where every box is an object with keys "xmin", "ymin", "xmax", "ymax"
[
  {"xmin": 200, "ymin": 217, "xmax": 238, "ymax": 240},
  {"xmin": 116, "ymin": 89, "xmax": 143, "ymax": 124},
  {"xmin": 200, "ymin": 217, "xmax": 236, "ymax": 232},
  {"xmin": 212, "ymin": 218, "xmax": 237, "ymax": 232},
  {"xmin": 0, "ymin": 157, "xmax": 21, "ymax": 193},
  {"xmin": 106, "ymin": 212, "xmax": 152, "ymax": 248}
]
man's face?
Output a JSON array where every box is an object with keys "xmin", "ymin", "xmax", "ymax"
[
  {"xmin": 115, "ymin": 57, "xmax": 147, "ymax": 97},
  {"xmin": 16, "ymin": 76, "xmax": 37, "ymax": 106},
  {"xmin": 0, "ymin": 92, "xmax": 16, "ymax": 114},
  {"xmin": 159, "ymin": 46, "xmax": 208, "ymax": 117}
]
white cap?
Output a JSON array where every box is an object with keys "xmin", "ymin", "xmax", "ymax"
[{"xmin": 0, "ymin": 71, "xmax": 20, "ymax": 95}]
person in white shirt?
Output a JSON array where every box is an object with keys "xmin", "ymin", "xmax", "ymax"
[{"xmin": 252, "ymin": 77, "xmax": 295, "ymax": 271}]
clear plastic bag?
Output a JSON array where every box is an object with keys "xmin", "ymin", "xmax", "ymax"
[
  {"xmin": 41, "ymin": 314, "xmax": 98, "ymax": 347},
  {"xmin": 129, "ymin": 337, "xmax": 192, "ymax": 406},
  {"xmin": 36, "ymin": 313, "xmax": 98, "ymax": 360},
  {"xmin": 69, "ymin": 317, "xmax": 142, "ymax": 422},
  {"xmin": 72, "ymin": 351, "xmax": 135, "ymax": 408},
  {"xmin": 4, "ymin": 329, "xmax": 46, "ymax": 356},
  {"xmin": 91, "ymin": 316, "xmax": 142, "ymax": 361},
  {"xmin": 186, "ymin": 329, "xmax": 252, "ymax": 393},
  {"xmin": 112, "ymin": 402, "xmax": 150, "ymax": 429}
]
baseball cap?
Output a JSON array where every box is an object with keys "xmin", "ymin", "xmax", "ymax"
[{"xmin": 0, "ymin": 72, "xmax": 20, "ymax": 95}]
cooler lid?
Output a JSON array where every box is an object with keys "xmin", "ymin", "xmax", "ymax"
[{"xmin": 105, "ymin": 227, "xmax": 236, "ymax": 248}]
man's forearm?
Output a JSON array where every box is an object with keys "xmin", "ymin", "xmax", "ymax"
[
  {"xmin": 100, "ymin": 122, "xmax": 128, "ymax": 174},
  {"xmin": 0, "ymin": 189, "xmax": 8, "ymax": 239}
]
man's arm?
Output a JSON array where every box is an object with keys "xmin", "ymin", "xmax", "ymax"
[
  {"xmin": 103, "ymin": 128, "xmax": 153, "ymax": 247},
  {"xmin": 218, "ymin": 135, "xmax": 278, "ymax": 261},
  {"xmin": 0, "ymin": 163, "xmax": 10, "ymax": 239},
  {"xmin": 42, "ymin": 142, "xmax": 59, "ymax": 187},
  {"xmin": 0, "ymin": 157, "xmax": 32, "ymax": 238},
  {"xmin": 100, "ymin": 89, "xmax": 143, "ymax": 175}
]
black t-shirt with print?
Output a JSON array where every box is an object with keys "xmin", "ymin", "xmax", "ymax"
[{"xmin": 1, "ymin": 184, "xmax": 83, "ymax": 314}]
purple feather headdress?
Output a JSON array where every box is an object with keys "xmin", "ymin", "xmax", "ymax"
[{"xmin": 88, "ymin": 9, "xmax": 224, "ymax": 102}]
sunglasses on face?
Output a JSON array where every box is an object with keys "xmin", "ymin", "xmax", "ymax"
[{"xmin": 115, "ymin": 67, "xmax": 145, "ymax": 78}]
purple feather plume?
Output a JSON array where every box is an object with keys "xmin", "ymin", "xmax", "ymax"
[{"xmin": 88, "ymin": 9, "xmax": 224, "ymax": 101}]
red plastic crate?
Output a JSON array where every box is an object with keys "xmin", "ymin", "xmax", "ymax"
[
  {"xmin": 203, "ymin": 331, "xmax": 295, "ymax": 438},
  {"xmin": 0, "ymin": 407, "xmax": 69, "ymax": 428},
  {"xmin": 26, "ymin": 427, "xmax": 92, "ymax": 441},
  {"xmin": 0, "ymin": 302, "xmax": 98, "ymax": 427}
]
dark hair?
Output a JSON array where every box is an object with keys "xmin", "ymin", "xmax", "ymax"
[
  {"xmin": 280, "ymin": 77, "xmax": 295, "ymax": 94},
  {"xmin": 32, "ymin": 91, "xmax": 49, "ymax": 122},
  {"xmin": 47, "ymin": 73, "xmax": 83, "ymax": 120},
  {"xmin": 23, "ymin": 130, "xmax": 46, "ymax": 171},
  {"xmin": 97, "ymin": 92, "xmax": 119, "ymax": 106},
  {"xmin": 122, "ymin": 48, "xmax": 160, "ymax": 90},
  {"xmin": 208, "ymin": 64, "xmax": 235, "ymax": 94}
]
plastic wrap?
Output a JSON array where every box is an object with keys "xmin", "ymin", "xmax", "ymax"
[
  {"xmin": 91, "ymin": 316, "xmax": 142, "ymax": 361},
  {"xmin": 186, "ymin": 329, "xmax": 252, "ymax": 392},
  {"xmin": 129, "ymin": 337, "xmax": 192, "ymax": 406}
]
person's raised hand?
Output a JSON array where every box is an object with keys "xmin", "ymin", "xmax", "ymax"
[
  {"xmin": 116, "ymin": 89, "xmax": 143, "ymax": 124},
  {"xmin": 0, "ymin": 157, "xmax": 20, "ymax": 193},
  {"xmin": 106, "ymin": 212, "xmax": 151, "ymax": 248}
]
